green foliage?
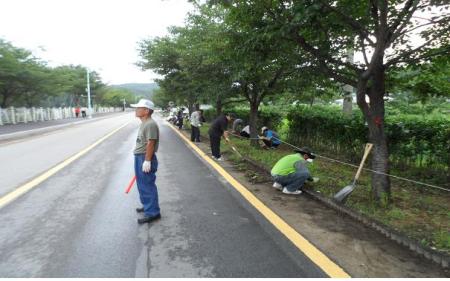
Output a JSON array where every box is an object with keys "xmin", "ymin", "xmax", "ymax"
[
  {"xmin": 95, "ymin": 87, "xmax": 135, "ymax": 107},
  {"xmin": 202, "ymin": 106, "xmax": 284, "ymax": 130},
  {"xmin": 433, "ymin": 230, "xmax": 450, "ymax": 249},
  {"xmin": 111, "ymin": 83, "xmax": 157, "ymax": 99},
  {"xmin": 286, "ymin": 105, "xmax": 450, "ymax": 185},
  {"xmin": 389, "ymin": 55, "xmax": 450, "ymax": 103},
  {"xmin": 0, "ymin": 39, "xmax": 107, "ymax": 108}
]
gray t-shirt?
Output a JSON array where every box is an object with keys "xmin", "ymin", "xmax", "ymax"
[{"xmin": 134, "ymin": 118, "xmax": 159, "ymax": 154}]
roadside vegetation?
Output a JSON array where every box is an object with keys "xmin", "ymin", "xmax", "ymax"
[
  {"xmin": 0, "ymin": 39, "xmax": 146, "ymax": 108},
  {"xmin": 148, "ymin": 1, "xmax": 449, "ymax": 254},
  {"xmin": 192, "ymin": 122, "xmax": 450, "ymax": 254}
]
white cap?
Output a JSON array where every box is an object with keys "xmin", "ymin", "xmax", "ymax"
[
  {"xmin": 130, "ymin": 99, "xmax": 155, "ymax": 110},
  {"xmin": 261, "ymin": 126, "xmax": 268, "ymax": 134}
]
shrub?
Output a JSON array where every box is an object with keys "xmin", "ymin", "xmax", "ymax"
[
  {"xmin": 286, "ymin": 105, "xmax": 450, "ymax": 186},
  {"xmin": 202, "ymin": 107, "xmax": 284, "ymax": 131}
]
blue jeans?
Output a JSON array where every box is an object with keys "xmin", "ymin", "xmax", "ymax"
[
  {"xmin": 272, "ymin": 170, "xmax": 310, "ymax": 192},
  {"xmin": 134, "ymin": 154, "xmax": 160, "ymax": 217}
]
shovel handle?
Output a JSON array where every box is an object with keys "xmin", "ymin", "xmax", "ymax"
[
  {"xmin": 226, "ymin": 139, "xmax": 243, "ymax": 158},
  {"xmin": 354, "ymin": 143, "xmax": 373, "ymax": 181}
]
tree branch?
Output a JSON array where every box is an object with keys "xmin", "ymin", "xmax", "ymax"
[
  {"xmin": 291, "ymin": 31, "xmax": 360, "ymax": 73},
  {"xmin": 319, "ymin": 0, "xmax": 375, "ymax": 46},
  {"xmin": 360, "ymin": 36, "xmax": 370, "ymax": 66},
  {"xmin": 370, "ymin": 0, "xmax": 380, "ymax": 31},
  {"xmin": 385, "ymin": 29, "xmax": 450, "ymax": 67},
  {"xmin": 391, "ymin": 19, "xmax": 448, "ymax": 43},
  {"xmin": 387, "ymin": 0, "xmax": 418, "ymax": 43},
  {"xmin": 387, "ymin": 46, "xmax": 450, "ymax": 66}
]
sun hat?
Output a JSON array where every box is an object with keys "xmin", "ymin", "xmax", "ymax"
[
  {"xmin": 294, "ymin": 147, "xmax": 316, "ymax": 159},
  {"xmin": 130, "ymin": 99, "xmax": 155, "ymax": 110}
]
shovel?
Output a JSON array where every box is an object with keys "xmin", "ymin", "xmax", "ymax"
[
  {"xmin": 226, "ymin": 138, "xmax": 243, "ymax": 158},
  {"xmin": 333, "ymin": 143, "xmax": 373, "ymax": 203}
]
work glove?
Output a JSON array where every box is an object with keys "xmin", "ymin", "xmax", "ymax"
[{"xmin": 142, "ymin": 160, "xmax": 151, "ymax": 173}]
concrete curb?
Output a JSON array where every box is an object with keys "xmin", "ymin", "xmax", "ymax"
[
  {"xmin": 236, "ymin": 152, "xmax": 450, "ymax": 269},
  {"xmin": 181, "ymin": 127, "xmax": 450, "ymax": 269}
]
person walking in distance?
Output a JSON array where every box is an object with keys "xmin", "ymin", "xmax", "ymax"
[
  {"xmin": 130, "ymin": 99, "xmax": 161, "ymax": 224},
  {"xmin": 208, "ymin": 112, "xmax": 236, "ymax": 161},
  {"xmin": 190, "ymin": 108, "xmax": 202, "ymax": 142}
]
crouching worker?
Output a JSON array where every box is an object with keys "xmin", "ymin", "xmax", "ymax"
[
  {"xmin": 259, "ymin": 126, "xmax": 281, "ymax": 149},
  {"xmin": 271, "ymin": 147, "xmax": 316, "ymax": 195}
]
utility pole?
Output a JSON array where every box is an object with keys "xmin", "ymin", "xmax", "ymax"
[
  {"xmin": 343, "ymin": 48, "xmax": 354, "ymax": 117},
  {"xmin": 86, "ymin": 69, "xmax": 92, "ymax": 119}
]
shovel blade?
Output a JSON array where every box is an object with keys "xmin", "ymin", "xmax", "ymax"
[{"xmin": 333, "ymin": 184, "xmax": 355, "ymax": 203}]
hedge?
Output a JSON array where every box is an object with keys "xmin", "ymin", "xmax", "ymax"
[
  {"xmin": 202, "ymin": 107, "xmax": 284, "ymax": 131},
  {"xmin": 286, "ymin": 105, "xmax": 450, "ymax": 186}
]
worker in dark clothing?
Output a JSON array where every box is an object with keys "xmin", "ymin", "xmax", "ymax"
[
  {"xmin": 176, "ymin": 108, "xmax": 184, "ymax": 129},
  {"xmin": 208, "ymin": 112, "xmax": 236, "ymax": 161}
]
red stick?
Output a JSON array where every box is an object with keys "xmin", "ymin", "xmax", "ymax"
[{"xmin": 125, "ymin": 176, "xmax": 136, "ymax": 194}]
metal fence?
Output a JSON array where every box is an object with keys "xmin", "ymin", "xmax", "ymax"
[{"xmin": 0, "ymin": 106, "xmax": 123, "ymax": 125}]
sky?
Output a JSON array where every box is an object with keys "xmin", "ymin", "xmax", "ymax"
[{"xmin": 0, "ymin": 0, "xmax": 194, "ymax": 85}]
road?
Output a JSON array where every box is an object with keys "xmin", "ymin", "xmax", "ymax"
[{"xmin": 0, "ymin": 113, "xmax": 329, "ymax": 277}]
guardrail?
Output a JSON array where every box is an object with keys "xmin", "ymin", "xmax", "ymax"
[{"xmin": 0, "ymin": 106, "xmax": 124, "ymax": 125}]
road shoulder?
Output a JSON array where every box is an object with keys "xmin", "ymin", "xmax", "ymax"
[{"xmin": 173, "ymin": 125, "xmax": 449, "ymax": 278}]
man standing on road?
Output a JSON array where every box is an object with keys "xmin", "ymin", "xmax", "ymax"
[
  {"xmin": 190, "ymin": 109, "xmax": 202, "ymax": 142},
  {"xmin": 208, "ymin": 112, "xmax": 236, "ymax": 161},
  {"xmin": 131, "ymin": 99, "xmax": 161, "ymax": 224}
]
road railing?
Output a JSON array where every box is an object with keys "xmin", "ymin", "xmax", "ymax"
[{"xmin": 0, "ymin": 106, "xmax": 124, "ymax": 125}]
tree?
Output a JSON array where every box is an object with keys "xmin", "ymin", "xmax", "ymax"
[
  {"xmin": 138, "ymin": 6, "xmax": 244, "ymax": 115},
  {"xmin": 95, "ymin": 87, "xmax": 135, "ymax": 107},
  {"xmin": 389, "ymin": 54, "xmax": 450, "ymax": 103},
  {"xmin": 0, "ymin": 40, "xmax": 47, "ymax": 107},
  {"xmin": 220, "ymin": 0, "xmax": 450, "ymax": 202}
]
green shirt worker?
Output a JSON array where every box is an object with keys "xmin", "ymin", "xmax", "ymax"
[{"xmin": 271, "ymin": 147, "xmax": 316, "ymax": 195}]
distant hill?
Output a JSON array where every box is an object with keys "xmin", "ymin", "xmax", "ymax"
[{"xmin": 111, "ymin": 83, "xmax": 158, "ymax": 98}]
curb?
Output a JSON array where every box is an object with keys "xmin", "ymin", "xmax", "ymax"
[
  {"xmin": 235, "ymin": 150, "xmax": 450, "ymax": 269},
  {"xmin": 179, "ymin": 125, "xmax": 450, "ymax": 269}
]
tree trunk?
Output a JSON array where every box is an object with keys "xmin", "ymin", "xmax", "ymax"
[
  {"xmin": 0, "ymin": 90, "xmax": 12, "ymax": 108},
  {"xmin": 215, "ymin": 97, "xmax": 223, "ymax": 116},
  {"xmin": 249, "ymin": 100, "xmax": 259, "ymax": 146},
  {"xmin": 357, "ymin": 69, "xmax": 391, "ymax": 204}
]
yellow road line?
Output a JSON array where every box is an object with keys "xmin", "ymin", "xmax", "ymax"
[
  {"xmin": 0, "ymin": 122, "xmax": 130, "ymax": 210},
  {"xmin": 168, "ymin": 123, "xmax": 350, "ymax": 278}
]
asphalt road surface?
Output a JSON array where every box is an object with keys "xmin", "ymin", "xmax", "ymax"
[{"xmin": 0, "ymin": 112, "xmax": 328, "ymax": 277}]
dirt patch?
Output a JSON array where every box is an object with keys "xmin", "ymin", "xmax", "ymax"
[{"xmin": 176, "ymin": 127, "xmax": 449, "ymax": 277}]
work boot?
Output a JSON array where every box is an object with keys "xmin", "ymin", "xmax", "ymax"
[
  {"xmin": 136, "ymin": 207, "xmax": 144, "ymax": 213},
  {"xmin": 282, "ymin": 187, "xmax": 302, "ymax": 195},
  {"xmin": 137, "ymin": 214, "xmax": 161, "ymax": 224}
]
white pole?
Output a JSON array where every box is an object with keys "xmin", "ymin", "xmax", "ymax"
[
  {"xmin": 343, "ymin": 48, "xmax": 354, "ymax": 116},
  {"xmin": 86, "ymin": 69, "xmax": 92, "ymax": 119}
]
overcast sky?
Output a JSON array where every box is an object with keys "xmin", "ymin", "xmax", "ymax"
[{"xmin": 0, "ymin": 0, "xmax": 194, "ymax": 85}]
